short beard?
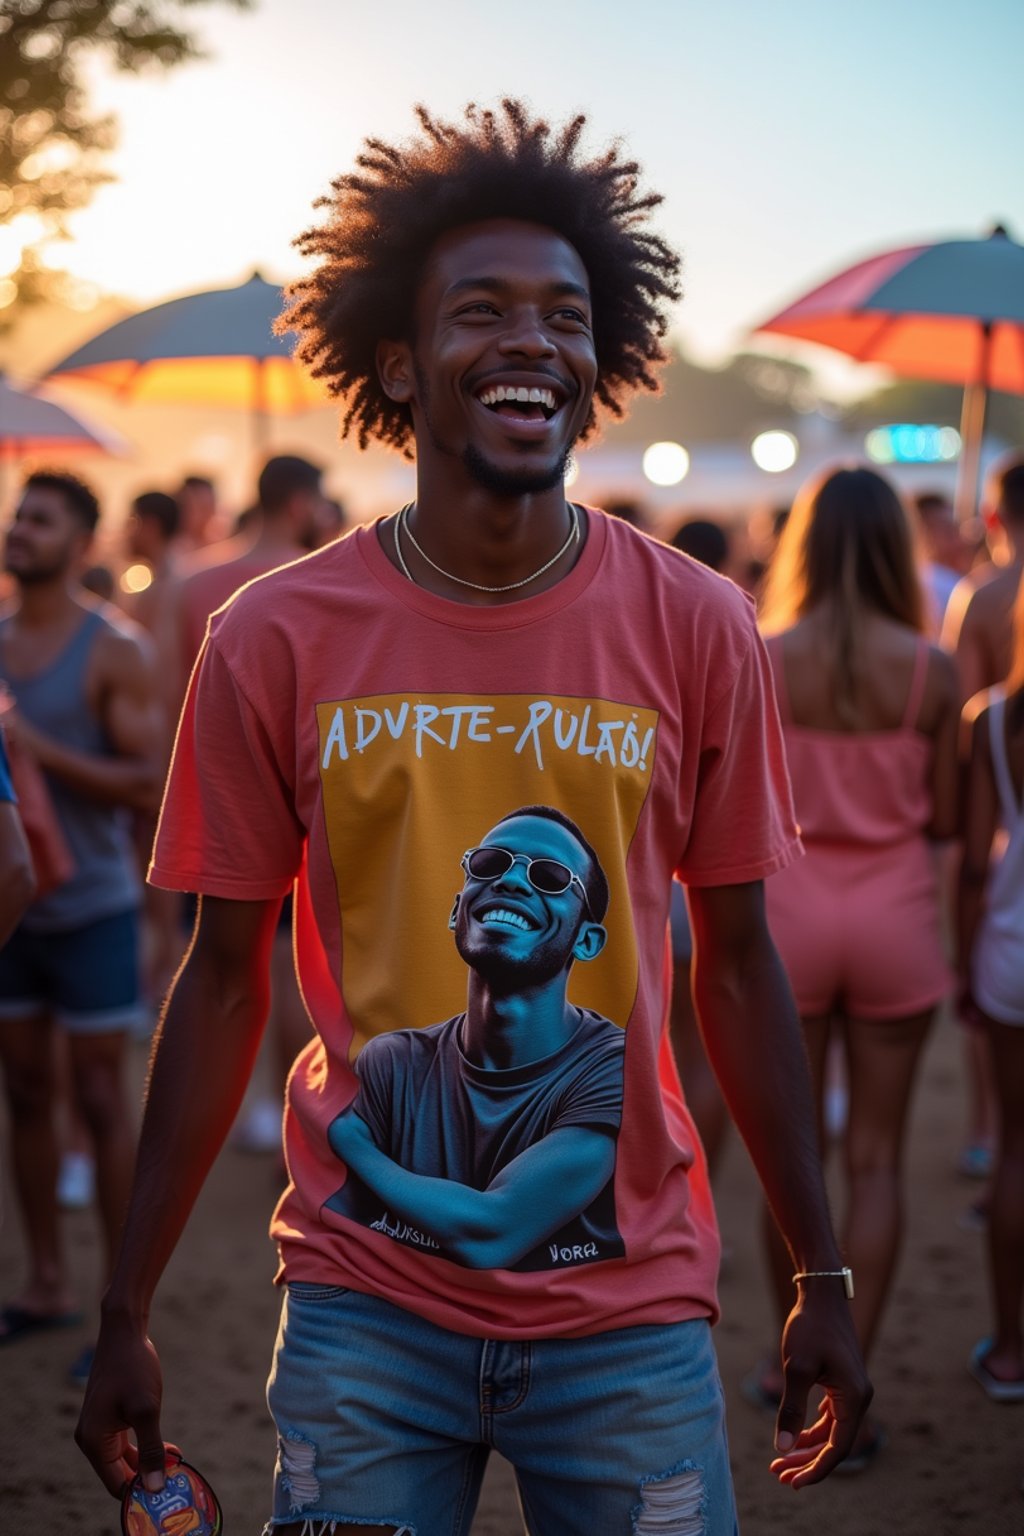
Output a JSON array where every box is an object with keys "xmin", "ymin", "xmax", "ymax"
[
  {"xmin": 455, "ymin": 923, "xmax": 575, "ymax": 994},
  {"xmin": 462, "ymin": 443, "xmax": 572, "ymax": 498},
  {"xmin": 4, "ymin": 557, "xmax": 71, "ymax": 586}
]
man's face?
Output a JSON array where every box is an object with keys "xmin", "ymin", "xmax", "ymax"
[
  {"xmin": 4, "ymin": 486, "xmax": 89, "ymax": 585},
  {"xmin": 454, "ymin": 813, "xmax": 599, "ymax": 988},
  {"xmin": 179, "ymin": 483, "xmax": 215, "ymax": 541},
  {"xmin": 393, "ymin": 219, "xmax": 598, "ymax": 497}
]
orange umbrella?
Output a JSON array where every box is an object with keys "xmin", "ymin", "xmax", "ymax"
[
  {"xmin": 43, "ymin": 271, "xmax": 324, "ymax": 450},
  {"xmin": 754, "ymin": 224, "xmax": 1024, "ymax": 516}
]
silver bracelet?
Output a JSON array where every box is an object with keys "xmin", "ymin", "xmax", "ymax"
[{"xmin": 792, "ymin": 1266, "xmax": 855, "ymax": 1299}]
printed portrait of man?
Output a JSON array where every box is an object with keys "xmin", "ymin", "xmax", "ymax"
[{"xmin": 324, "ymin": 804, "xmax": 626, "ymax": 1271}]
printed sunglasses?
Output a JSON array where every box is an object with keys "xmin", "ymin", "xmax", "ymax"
[{"xmin": 461, "ymin": 846, "xmax": 593, "ymax": 918}]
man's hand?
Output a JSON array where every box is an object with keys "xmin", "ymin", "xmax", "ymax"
[
  {"xmin": 75, "ymin": 1310, "xmax": 168, "ymax": 1498},
  {"xmin": 768, "ymin": 1287, "xmax": 872, "ymax": 1487}
]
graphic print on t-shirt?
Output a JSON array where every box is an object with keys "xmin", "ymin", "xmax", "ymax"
[{"xmin": 315, "ymin": 692, "xmax": 659, "ymax": 1272}]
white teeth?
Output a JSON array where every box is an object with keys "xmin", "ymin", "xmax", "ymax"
[
  {"xmin": 480, "ymin": 907, "xmax": 534, "ymax": 931},
  {"xmin": 477, "ymin": 385, "xmax": 557, "ymax": 410}
]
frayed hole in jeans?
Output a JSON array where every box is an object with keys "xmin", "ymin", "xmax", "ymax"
[
  {"xmin": 633, "ymin": 1465, "xmax": 706, "ymax": 1534},
  {"xmin": 278, "ymin": 1433, "xmax": 321, "ymax": 1512}
]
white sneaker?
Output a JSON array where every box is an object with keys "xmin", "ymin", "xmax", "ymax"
[{"xmin": 57, "ymin": 1152, "xmax": 95, "ymax": 1211}]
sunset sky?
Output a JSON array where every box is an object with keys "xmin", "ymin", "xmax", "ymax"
[{"xmin": 62, "ymin": 0, "xmax": 1024, "ymax": 375}]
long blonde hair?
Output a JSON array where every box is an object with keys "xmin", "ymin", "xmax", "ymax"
[{"xmin": 761, "ymin": 466, "xmax": 925, "ymax": 720}]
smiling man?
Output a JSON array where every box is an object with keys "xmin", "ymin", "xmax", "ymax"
[
  {"xmin": 77, "ymin": 103, "xmax": 870, "ymax": 1535},
  {"xmin": 326, "ymin": 806, "xmax": 624, "ymax": 1272}
]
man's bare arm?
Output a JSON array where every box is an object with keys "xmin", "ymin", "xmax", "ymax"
[
  {"xmin": 75, "ymin": 895, "xmax": 279, "ymax": 1498},
  {"xmin": 688, "ymin": 880, "xmax": 871, "ymax": 1487},
  {"xmin": 330, "ymin": 1108, "xmax": 615, "ymax": 1268},
  {"xmin": 4, "ymin": 628, "xmax": 165, "ymax": 812}
]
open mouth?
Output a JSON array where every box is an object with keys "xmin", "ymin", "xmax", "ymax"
[
  {"xmin": 476, "ymin": 384, "xmax": 560, "ymax": 423},
  {"xmin": 474, "ymin": 902, "xmax": 540, "ymax": 933}
]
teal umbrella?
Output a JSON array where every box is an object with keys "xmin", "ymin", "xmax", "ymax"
[
  {"xmin": 756, "ymin": 225, "xmax": 1024, "ymax": 517},
  {"xmin": 43, "ymin": 272, "xmax": 323, "ymax": 451}
]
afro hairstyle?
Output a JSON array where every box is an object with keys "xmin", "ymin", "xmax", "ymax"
[{"xmin": 278, "ymin": 100, "xmax": 682, "ymax": 456}]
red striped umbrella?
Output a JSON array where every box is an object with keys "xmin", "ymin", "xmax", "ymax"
[{"xmin": 755, "ymin": 225, "xmax": 1024, "ymax": 516}]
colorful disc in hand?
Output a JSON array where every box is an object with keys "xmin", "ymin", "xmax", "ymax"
[{"xmin": 121, "ymin": 1455, "xmax": 223, "ymax": 1536}]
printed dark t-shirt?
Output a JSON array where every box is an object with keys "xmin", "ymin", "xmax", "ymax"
[{"xmin": 327, "ymin": 1009, "xmax": 625, "ymax": 1271}]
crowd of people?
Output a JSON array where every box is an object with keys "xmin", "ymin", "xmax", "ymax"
[
  {"xmin": 0, "ymin": 450, "xmax": 1021, "ymax": 1443},
  {"xmin": 0, "ymin": 98, "xmax": 1019, "ymax": 1532}
]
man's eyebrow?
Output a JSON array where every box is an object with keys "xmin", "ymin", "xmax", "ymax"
[{"xmin": 445, "ymin": 276, "xmax": 591, "ymax": 302}]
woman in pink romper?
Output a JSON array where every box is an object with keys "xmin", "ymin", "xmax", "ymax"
[{"xmin": 754, "ymin": 466, "xmax": 960, "ymax": 1462}]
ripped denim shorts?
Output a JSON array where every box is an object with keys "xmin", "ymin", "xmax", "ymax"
[{"xmin": 263, "ymin": 1283, "xmax": 737, "ymax": 1536}]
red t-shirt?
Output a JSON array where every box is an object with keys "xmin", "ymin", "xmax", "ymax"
[{"xmin": 152, "ymin": 510, "xmax": 800, "ymax": 1338}]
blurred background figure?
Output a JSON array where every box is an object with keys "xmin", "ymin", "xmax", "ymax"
[
  {"xmin": 306, "ymin": 495, "xmax": 348, "ymax": 551},
  {"xmin": 941, "ymin": 455, "xmax": 1024, "ymax": 1187},
  {"xmin": 0, "ymin": 730, "xmax": 36, "ymax": 947},
  {"xmin": 665, "ymin": 515, "xmax": 736, "ymax": 1180},
  {"xmin": 958, "ymin": 579, "xmax": 1024, "ymax": 1402},
  {"xmin": 604, "ymin": 499, "xmax": 649, "ymax": 533},
  {"xmin": 173, "ymin": 473, "xmax": 220, "ymax": 557},
  {"xmin": 161, "ymin": 454, "xmax": 328, "ymax": 1156},
  {"xmin": 0, "ymin": 471, "xmax": 163, "ymax": 1382},
  {"xmin": 913, "ymin": 490, "xmax": 969, "ymax": 636},
  {"xmin": 122, "ymin": 490, "xmax": 181, "ymax": 636},
  {"xmin": 750, "ymin": 466, "xmax": 959, "ymax": 1466},
  {"xmin": 943, "ymin": 455, "xmax": 1024, "ymax": 701},
  {"xmin": 119, "ymin": 489, "xmax": 185, "ymax": 1026},
  {"xmin": 670, "ymin": 516, "xmax": 730, "ymax": 573},
  {"xmin": 78, "ymin": 565, "xmax": 116, "ymax": 604},
  {"xmin": 164, "ymin": 454, "xmax": 327, "ymax": 705}
]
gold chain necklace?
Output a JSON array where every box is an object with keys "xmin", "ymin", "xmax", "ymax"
[{"xmin": 393, "ymin": 502, "xmax": 579, "ymax": 594}]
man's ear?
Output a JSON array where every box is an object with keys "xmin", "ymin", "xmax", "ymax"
[
  {"xmin": 447, "ymin": 893, "xmax": 462, "ymax": 931},
  {"xmin": 377, "ymin": 338, "xmax": 415, "ymax": 404},
  {"xmin": 572, "ymin": 922, "xmax": 607, "ymax": 964}
]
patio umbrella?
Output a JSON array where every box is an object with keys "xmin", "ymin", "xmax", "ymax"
[
  {"xmin": 0, "ymin": 373, "xmax": 128, "ymax": 502},
  {"xmin": 43, "ymin": 271, "xmax": 324, "ymax": 451},
  {"xmin": 0, "ymin": 372, "xmax": 127, "ymax": 458},
  {"xmin": 754, "ymin": 224, "xmax": 1024, "ymax": 518}
]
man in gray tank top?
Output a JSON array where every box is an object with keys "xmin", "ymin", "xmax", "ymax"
[{"xmin": 0, "ymin": 471, "xmax": 163, "ymax": 1378}]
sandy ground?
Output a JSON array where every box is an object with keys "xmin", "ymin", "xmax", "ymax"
[{"xmin": 1, "ymin": 1007, "xmax": 1021, "ymax": 1535}]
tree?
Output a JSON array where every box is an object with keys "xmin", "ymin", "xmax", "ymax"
[
  {"xmin": 602, "ymin": 344, "xmax": 820, "ymax": 447},
  {"xmin": 0, "ymin": 0, "xmax": 251, "ymax": 316}
]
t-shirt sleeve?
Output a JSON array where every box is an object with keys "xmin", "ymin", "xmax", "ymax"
[
  {"xmin": 677, "ymin": 607, "xmax": 801, "ymax": 887},
  {"xmin": 149, "ymin": 634, "xmax": 304, "ymax": 898},
  {"xmin": 551, "ymin": 1027, "xmax": 625, "ymax": 1136},
  {"xmin": 352, "ymin": 1035, "xmax": 398, "ymax": 1145},
  {"xmin": 0, "ymin": 735, "xmax": 15, "ymax": 803}
]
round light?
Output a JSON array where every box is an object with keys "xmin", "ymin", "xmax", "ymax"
[
  {"xmin": 938, "ymin": 427, "xmax": 962, "ymax": 461},
  {"xmin": 642, "ymin": 441, "xmax": 690, "ymax": 487},
  {"xmin": 563, "ymin": 457, "xmax": 580, "ymax": 488},
  {"xmin": 751, "ymin": 430, "xmax": 798, "ymax": 473},
  {"xmin": 120, "ymin": 563, "xmax": 153, "ymax": 595},
  {"xmin": 866, "ymin": 423, "xmax": 962, "ymax": 464}
]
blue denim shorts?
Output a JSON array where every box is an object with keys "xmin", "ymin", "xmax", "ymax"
[
  {"xmin": 265, "ymin": 1284, "xmax": 738, "ymax": 1536},
  {"xmin": 0, "ymin": 907, "xmax": 144, "ymax": 1034}
]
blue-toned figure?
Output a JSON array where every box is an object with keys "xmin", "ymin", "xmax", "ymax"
[{"xmin": 327, "ymin": 805, "xmax": 624, "ymax": 1270}]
